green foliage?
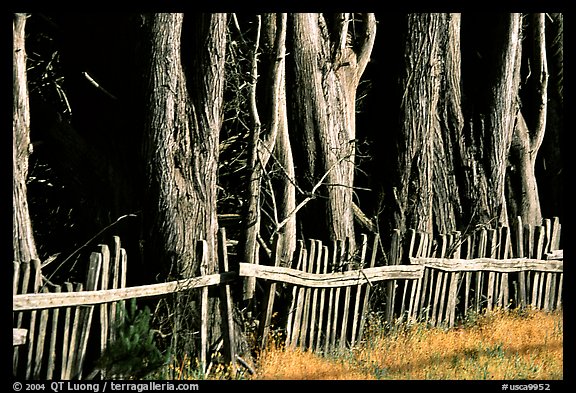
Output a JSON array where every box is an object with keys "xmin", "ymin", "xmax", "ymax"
[{"xmin": 97, "ymin": 299, "xmax": 169, "ymax": 379}]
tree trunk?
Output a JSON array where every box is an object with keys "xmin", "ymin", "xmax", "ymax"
[
  {"xmin": 13, "ymin": 13, "xmax": 39, "ymax": 264},
  {"xmin": 141, "ymin": 12, "xmax": 226, "ymax": 354},
  {"xmin": 243, "ymin": 14, "xmax": 295, "ymax": 302},
  {"xmin": 537, "ymin": 13, "xmax": 562, "ymax": 222},
  {"xmin": 394, "ymin": 14, "xmax": 459, "ymax": 235},
  {"xmin": 289, "ymin": 13, "xmax": 376, "ymax": 251},
  {"xmin": 142, "ymin": 13, "xmax": 225, "ymax": 278},
  {"xmin": 507, "ymin": 13, "xmax": 548, "ymax": 226},
  {"xmin": 455, "ymin": 13, "xmax": 523, "ymax": 229}
]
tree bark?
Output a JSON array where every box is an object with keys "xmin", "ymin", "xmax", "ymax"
[
  {"xmin": 486, "ymin": 14, "xmax": 523, "ymax": 228},
  {"xmin": 455, "ymin": 13, "xmax": 523, "ymax": 230},
  {"xmin": 394, "ymin": 14, "xmax": 455, "ymax": 235},
  {"xmin": 13, "ymin": 13, "xmax": 39, "ymax": 263},
  {"xmin": 141, "ymin": 13, "xmax": 226, "ymax": 355},
  {"xmin": 142, "ymin": 13, "xmax": 225, "ymax": 278},
  {"xmin": 289, "ymin": 13, "xmax": 376, "ymax": 251},
  {"xmin": 507, "ymin": 14, "xmax": 548, "ymax": 226}
]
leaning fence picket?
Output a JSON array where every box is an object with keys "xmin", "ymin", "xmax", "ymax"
[
  {"xmin": 399, "ymin": 230, "xmax": 416, "ymax": 323},
  {"xmin": 314, "ymin": 244, "xmax": 329, "ymax": 351},
  {"xmin": 486, "ymin": 229, "xmax": 498, "ymax": 312},
  {"xmin": 75, "ymin": 253, "xmax": 102, "ymax": 379},
  {"xmin": 308, "ymin": 239, "xmax": 323, "ymax": 351},
  {"xmin": 357, "ymin": 234, "xmax": 379, "ymax": 344},
  {"xmin": 339, "ymin": 239, "xmax": 353, "ymax": 350},
  {"xmin": 217, "ymin": 228, "xmax": 237, "ymax": 370},
  {"xmin": 33, "ymin": 287, "xmax": 50, "ymax": 379},
  {"xmin": 25, "ymin": 259, "xmax": 42, "ymax": 379},
  {"xmin": 98, "ymin": 245, "xmax": 110, "ymax": 360},
  {"xmin": 288, "ymin": 242, "xmax": 306, "ymax": 348},
  {"xmin": 463, "ymin": 234, "xmax": 473, "ymax": 316},
  {"xmin": 46, "ymin": 285, "xmax": 61, "ymax": 379},
  {"xmin": 445, "ymin": 231, "xmax": 461, "ymax": 327},
  {"xmin": 328, "ymin": 241, "xmax": 341, "ymax": 351},
  {"xmin": 385, "ymin": 230, "xmax": 401, "ymax": 323},
  {"xmin": 300, "ymin": 239, "xmax": 316, "ymax": 349},
  {"xmin": 259, "ymin": 235, "xmax": 283, "ymax": 349},
  {"xmin": 108, "ymin": 236, "xmax": 122, "ymax": 344},
  {"xmin": 350, "ymin": 235, "xmax": 368, "ymax": 347}
]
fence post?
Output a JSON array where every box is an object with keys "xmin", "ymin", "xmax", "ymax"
[
  {"xmin": 350, "ymin": 234, "xmax": 369, "ymax": 347},
  {"xmin": 314, "ymin": 243, "xmax": 329, "ymax": 351},
  {"xmin": 286, "ymin": 241, "xmax": 305, "ymax": 349},
  {"xmin": 356, "ymin": 234, "xmax": 379, "ymax": 345},
  {"xmin": 259, "ymin": 234, "xmax": 284, "ymax": 349},
  {"xmin": 198, "ymin": 240, "xmax": 209, "ymax": 374},
  {"xmin": 308, "ymin": 239, "xmax": 323, "ymax": 351},
  {"xmin": 218, "ymin": 228, "xmax": 237, "ymax": 373}
]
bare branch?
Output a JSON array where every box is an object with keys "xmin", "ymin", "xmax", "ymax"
[
  {"xmin": 274, "ymin": 153, "xmax": 352, "ymax": 233},
  {"xmin": 530, "ymin": 13, "xmax": 548, "ymax": 154},
  {"xmin": 354, "ymin": 13, "xmax": 377, "ymax": 84}
]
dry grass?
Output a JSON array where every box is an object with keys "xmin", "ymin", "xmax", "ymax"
[{"xmin": 251, "ymin": 308, "xmax": 563, "ymax": 380}]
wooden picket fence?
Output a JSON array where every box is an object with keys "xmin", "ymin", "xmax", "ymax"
[
  {"xmin": 13, "ymin": 217, "xmax": 563, "ymax": 379},
  {"xmin": 388, "ymin": 216, "xmax": 563, "ymax": 328},
  {"xmin": 13, "ymin": 231, "xmax": 238, "ymax": 380},
  {"xmin": 13, "ymin": 237, "xmax": 128, "ymax": 379}
]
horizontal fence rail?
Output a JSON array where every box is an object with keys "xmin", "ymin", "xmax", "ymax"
[
  {"xmin": 409, "ymin": 257, "xmax": 563, "ymax": 273},
  {"xmin": 238, "ymin": 263, "xmax": 424, "ymax": 288},
  {"xmin": 13, "ymin": 272, "xmax": 237, "ymax": 312}
]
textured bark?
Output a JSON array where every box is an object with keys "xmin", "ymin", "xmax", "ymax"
[
  {"xmin": 485, "ymin": 14, "xmax": 523, "ymax": 227},
  {"xmin": 455, "ymin": 13, "xmax": 523, "ymax": 229},
  {"xmin": 141, "ymin": 12, "xmax": 227, "ymax": 357},
  {"xmin": 537, "ymin": 13, "xmax": 562, "ymax": 221},
  {"xmin": 13, "ymin": 13, "xmax": 39, "ymax": 263},
  {"xmin": 142, "ymin": 13, "xmax": 225, "ymax": 278},
  {"xmin": 507, "ymin": 14, "xmax": 548, "ymax": 226},
  {"xmin": 394, "ymin": 14, "xmax": 452, "ymax": 235},
  {"xmin": 289, "ymin": 13, "xmax": 376, "ymax": 251},
  {"xmin": 393, "ymin": 13, "xmax": 526, "ymax": 236}
]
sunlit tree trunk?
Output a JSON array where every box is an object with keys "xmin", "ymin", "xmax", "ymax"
[
  {"xmin": 13, "ymin": 13, "xmax": 39, "ymax": 264},
  {"xmin": 289, "ymin": 13, "xmax": 376, "ymax": 251},
  {"xmin": 393, "ymin": 13, "xmax": 461, "ymax": 235},
  {"xmin": 507, "ymin": 13, "xmax": 548, "ymax": 226},
  {"xmin": 453, "ymin": 13, "xmax": 523, "ymax": 229},
  {"xmin": 141, "ymin": 12, "xmax": 226, "ymax": 352}
]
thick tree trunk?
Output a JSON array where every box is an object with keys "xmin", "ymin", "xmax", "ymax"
[
  {"xmin": 394, "ymin": 13, "xmax": 457, "ymax": 235},
  {"xmin": 537, "ymin": 13, "xmax": 562, "ymax": 222},
  {"xmin": 486, "ymin": 14, "xmax": 523, "ymax": 228},
  {"xmin": 142, "ymin": 13, "xmax": 224, "ymax": 277},
  {"xmin": 13, "ymin": 13, "xmax": 39, "ymax": 264},
  {"xmin": 141, "ymin": 13, "xmax": 226, "ymax": 355},
  {"xmin": 289, "ymin": 13, "xmax": 376, "ymax": 251}
]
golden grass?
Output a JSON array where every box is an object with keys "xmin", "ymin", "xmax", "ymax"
[{"xmin": 251, "ymin": 308, "xmax": 563, "ymax": 380}]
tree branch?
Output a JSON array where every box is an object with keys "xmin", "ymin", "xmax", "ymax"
[
  {"xmin": 354, "ymin": 13, "xmax": 377, "ymax": 84},
  {"xmin": 530, "ymin": 13, "xmax": 548, "ymax": 154},
  {"xmin": 274, "ymin": 153, "xmax": 351, "ymax": 233}
]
